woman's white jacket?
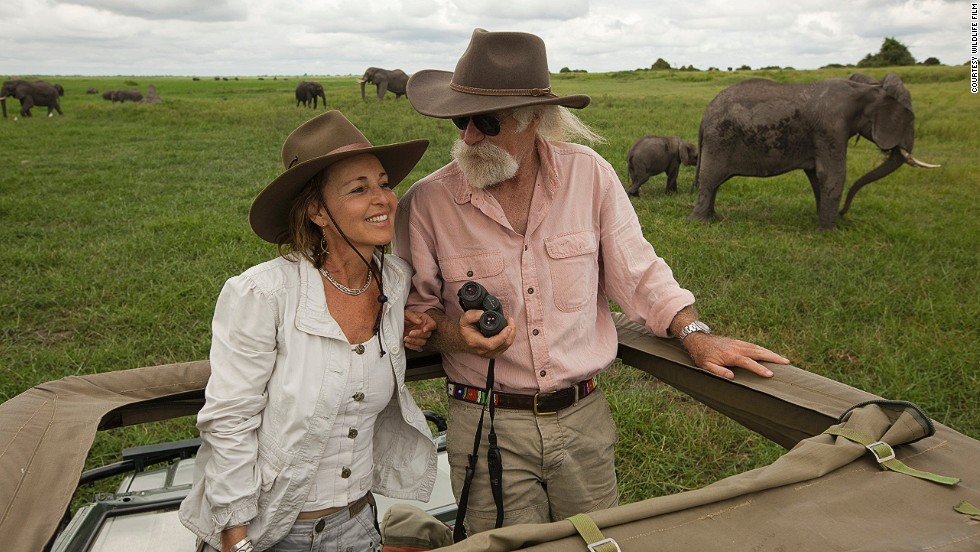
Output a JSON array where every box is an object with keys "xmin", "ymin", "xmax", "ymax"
[{"xmin": 179, "ymin": 253, "xmax": 437, "ymax": 550}]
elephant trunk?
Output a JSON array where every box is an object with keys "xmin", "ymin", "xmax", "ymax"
[
  {"xmin": 839, "ymin": 149, "xmax": 905, "ymax": 216},
  {"xmin": 360, "ymin": 80, "xmax": 367, "ymax": 101},
  {"xmin": 840, "ymin": 147, "xmax": 941, "ymax": 215}
]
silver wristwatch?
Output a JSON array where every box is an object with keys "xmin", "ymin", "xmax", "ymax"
[{"xmin": 677, "ymin": 321, "xmax": 711, "ymax": 341}]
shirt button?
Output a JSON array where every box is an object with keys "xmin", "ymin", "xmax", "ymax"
[
  {"xmin": 341, "ymin": 467, "xmax": 351, "ymax": 478},
  {"xmin": 540, "ymin": 370, "xmax": 547, "ymax": 377},
  {"xmin": 348, "ymin": 428, "xmax": 358, "ymax": 439},
  {"xmin": 532, "ymin": 329, "xmax": 540, "ymax": 336},
  {"xmin": 353, "ymin": 344, "xmax": 365, "ymax": 355},
  {"xmin": 352, "ymin": 392, "xmax": 365, "ymax": 401},
  {"xmin": 527, "ymin": 288, "xmax": 534, "ymax": 295}
]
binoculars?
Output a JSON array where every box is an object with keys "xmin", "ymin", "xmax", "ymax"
[{"xmin": 457, "ymin": 281, "xmax": 508, "ymax": 337}]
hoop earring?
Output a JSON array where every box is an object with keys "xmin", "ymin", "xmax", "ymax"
[{"xmin": 320, "ymin": 232, "xmax": 329, "ymax": 257}]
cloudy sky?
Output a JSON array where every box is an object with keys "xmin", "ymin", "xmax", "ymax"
[{"xmin": 0, "ymin": 0, "xmax": 963, "ymax": 76}]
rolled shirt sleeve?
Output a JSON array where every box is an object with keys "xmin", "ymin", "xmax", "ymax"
[
  {"xmin": 196, "ymin": 275, "xmax": 278, "ymax": 528},
  {"xmin": 596, "ymin": 171, "xmax": 695, "ymax": 337}
]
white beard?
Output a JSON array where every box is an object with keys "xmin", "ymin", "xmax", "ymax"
[{"xmin": 451, "ymin": 139, "xmax": 519, "ymax": 190}]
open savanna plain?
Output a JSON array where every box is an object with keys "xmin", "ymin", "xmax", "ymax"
[{"xmin": 1, "ymin": 65, "xmax": 977, "ymax": 505}]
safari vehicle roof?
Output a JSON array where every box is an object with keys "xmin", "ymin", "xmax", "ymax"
[{"xmin": 2, "ymin": 314, "xmax": 978, "ymax": 551}]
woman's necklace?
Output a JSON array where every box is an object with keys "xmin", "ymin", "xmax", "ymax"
[{"xmin": 319, "ymin": 267, "xmax": 372, "ymax": 296}]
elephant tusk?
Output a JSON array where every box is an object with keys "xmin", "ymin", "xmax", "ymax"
[{"xmin": 901, "ymin": 148, "xmax": 941, "ymax": 168}]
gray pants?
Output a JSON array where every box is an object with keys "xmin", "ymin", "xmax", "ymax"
[{"xmin": 202, "ymin": 505, "xmax": 380, "ymax": 552}]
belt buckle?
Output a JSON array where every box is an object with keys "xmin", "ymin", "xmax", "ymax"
[{"xmin": 533, "ymin": 391, "xmax": 558, "ymax": 416}]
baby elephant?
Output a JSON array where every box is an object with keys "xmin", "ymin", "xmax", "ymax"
[{"xmin": 626, "ymin": 135, "xmax": 698, "ymax": 196}]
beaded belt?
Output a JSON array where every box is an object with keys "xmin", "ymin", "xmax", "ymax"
[{"xmin": 447, "ymin": 375, "xmax": 599, "ymax": 416}]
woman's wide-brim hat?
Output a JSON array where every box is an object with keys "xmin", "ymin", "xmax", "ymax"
[
  {"xmin": 249, "ymin": 110, "xmax": 428, "ymax": 244},
  {"xmin": 406, "ymin": 28, "xmax": 591, "ymax": 118}
]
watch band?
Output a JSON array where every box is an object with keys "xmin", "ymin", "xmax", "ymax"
[{"xmin": 677, "ymin": 321, "xmax": 711, "ymax": 341}]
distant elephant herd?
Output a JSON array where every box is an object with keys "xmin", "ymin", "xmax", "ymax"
[
  {"xmin": 625, "ymin": 73, "xmax": 937, "ymax": 229},
  {"xmin": 0, "ymin": 79, "xmax": 162, "ymax": 119},
  {"xmin": 2, "ymin": 70, "xmax": 937, "ymax": 229}
]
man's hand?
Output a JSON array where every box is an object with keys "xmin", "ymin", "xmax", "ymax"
[
  {"xmin": 682, "ymin": 332, "xmax": 789, "ymax": 380},
  {"xmin": 458, "ymin": 309, "xmax": 516, "ymax": 359}
]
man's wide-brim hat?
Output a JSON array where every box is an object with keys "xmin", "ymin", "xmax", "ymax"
[
  {"xmin": 406, "ymin": 28, "xmax": 591, "ymax": 118},
  {"xmin": 249, "ymin": 110, "xmax": 428, "ymax": 244}
]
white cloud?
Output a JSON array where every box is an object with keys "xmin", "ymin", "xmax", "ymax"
[
  {"xmin": 0, "ymin": 0, "xmax": 964, "ymax": 76},
  {"xmin": 56, "ymin": 0, "xmax": 247, "ymax": 22},
  {"xmin": 452, "ymin": 0, "xmax": 590, "ymax": 21}
]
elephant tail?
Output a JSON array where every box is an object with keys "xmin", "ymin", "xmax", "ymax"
[
  {"xmin": 626, "ymin": 144, "xmax": 639, "ymax": 186},
  {"xmin": 693, "ymin": 126, "xmax": 705, "ymax": 192}
]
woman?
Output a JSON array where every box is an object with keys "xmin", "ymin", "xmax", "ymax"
[{"xmin": 179, "ymin": 111, "xmax": 438, "ymax": 552}]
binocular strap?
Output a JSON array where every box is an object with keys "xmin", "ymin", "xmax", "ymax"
[{"xmin": 453, "ymin": 358, "xmax": 505, "ymax": 542}]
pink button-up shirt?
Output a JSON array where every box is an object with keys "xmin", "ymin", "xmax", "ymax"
[{"xmin": 394, "ymin": 138, "xmax": 695, "ymax": 394}]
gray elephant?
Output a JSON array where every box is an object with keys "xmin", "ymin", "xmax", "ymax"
[
  {"xmin": 1, "ymin": 79, "xmax": 64, "ymax": 118},
  {"xmin": 295, "ymin": 81, "xmax": 326, "ymax": 108},
  {"xmin": 359, "ymin": 67, "xmax": 408, "ymax": 100},
  {"xmin": 102, "ymin": 90, "xmax": 143, "ymax": 103},
  {"xmin": 691, "ymin": 73, "xmax": 938, "ymax": 230},
  {"xmin": 626, "ymin": 135, "xmax": 698, "ymax": 196}
]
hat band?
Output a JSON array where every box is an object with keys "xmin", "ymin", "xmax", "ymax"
[
  {"xmin": 450, "ymin": 81, "xmax": 556, "ymax": 98},
  {"xmin": 328, "ymin": 142, "xmax": 373, "ymax": 154},
  {"xmin": 285, "ymin": 142, "xmax": 373, "ymax": 169}
]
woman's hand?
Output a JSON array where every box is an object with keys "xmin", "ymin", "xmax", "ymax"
[{"xmin": 404, "ymin": 309, "xmax": 437, "ymax": 351}]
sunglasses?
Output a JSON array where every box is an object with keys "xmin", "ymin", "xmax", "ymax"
[{"xmin": 451, "ymin": 113, "xmax": 506, "ymax": 136}]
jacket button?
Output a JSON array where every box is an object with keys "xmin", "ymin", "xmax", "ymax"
[
  {"xmin": 540, "ymin": 370, "xmax": 547, "ymax": 377},
  {"xmin": 352, "ymin": 392, "xmax": 365, "ymax": 401},
  {"xmin": 466, "ymin": 270, "xmax": 473, "ymax": 277},
  {"xmin": 532, "ymin": 329, "xmax": 539, "ymax": 336},
  {"xmin": 348, "ymin": 428, "xmax": 358, "ymax": 439},
  {"xmin": 527, "ymin": 287, "xmax": 534, "ymax": 294},
  {"xmin": 341, "ymin": 467, "xmax": 351, "ymax": 478},
  {"xmin": 354, "ymin": 343, "xmax": 365, "ymax": 355},
  {"xmin": 315, "ymin": 518, "xmax": 326, "ymax": 532}
]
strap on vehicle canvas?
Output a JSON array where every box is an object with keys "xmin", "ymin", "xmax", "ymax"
[
  {"xmin": 822, "ymin": 426, "xmax": 960, "ymax": 485},
  {"xmin": 954, "ymin": 501, "xmax": 980, "ymax": 519},
  {"xmin": 567, "ymin": 514, "xmax": 621, "ymax": 552}
]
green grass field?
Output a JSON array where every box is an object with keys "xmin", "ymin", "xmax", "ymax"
[{"xmin": 2, "ymin": 65, "xmax": 977, "ymax": 505}]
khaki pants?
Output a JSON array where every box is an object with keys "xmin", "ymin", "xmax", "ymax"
[{"xmin": 446, "ymin": 389, "xmax": 619, "ymax": 535}]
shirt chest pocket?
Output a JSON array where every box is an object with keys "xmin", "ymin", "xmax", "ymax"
[
  {"xmin": 437, "ymin": 251, "xmax": 509, "ymax": 314},
  {"xmin": 545, "ymin": 231, "xmax": 597, "ymax": 313}
]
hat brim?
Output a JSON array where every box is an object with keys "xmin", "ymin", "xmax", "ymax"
[
  {"xmin": 406, "ymin": 70, "xmax": 590, "ymax": 118},
  {"xmin": 249, "ymin": 139, "xmax": 428, "ymax": 244}
]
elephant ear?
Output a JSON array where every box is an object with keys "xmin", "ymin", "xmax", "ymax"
[
  {"xmin": 871, "ymin": 81, "xmax": 915, "ymax": 152},
  {"xmin": 881, "ymin": 73, "xmax": 912, "ymax": 111}
]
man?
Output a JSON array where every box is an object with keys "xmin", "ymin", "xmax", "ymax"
[{"xmin": 394, "ymin": 28, "xmax": 789, "ymax": 535}]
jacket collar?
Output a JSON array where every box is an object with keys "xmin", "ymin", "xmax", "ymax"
[{"xmin": 295, "ymin": 252, "xmax": 408, "ymax": 339}]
